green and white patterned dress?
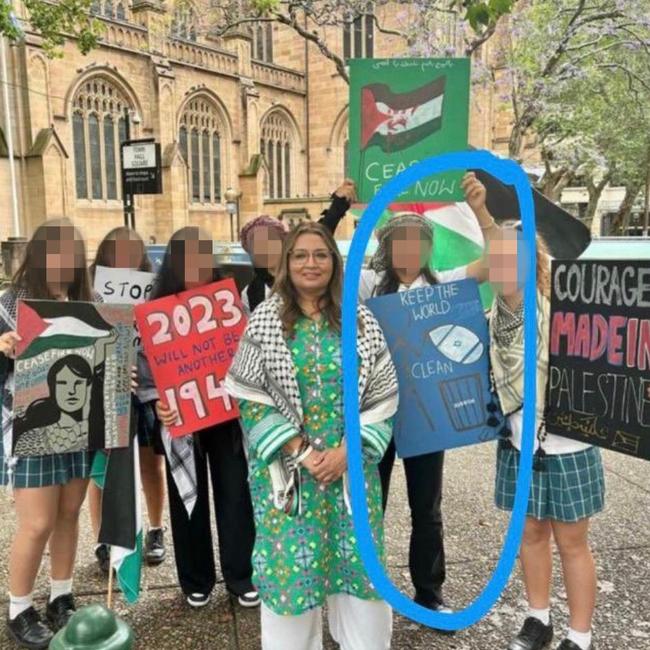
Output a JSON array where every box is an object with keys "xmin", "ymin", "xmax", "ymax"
[{"xmin": 239, "ymin": 315, "xmax": 392, "ymax": 617}]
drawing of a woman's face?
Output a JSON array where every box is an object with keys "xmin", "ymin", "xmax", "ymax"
[{"xmin": 52, "ymin": 364, "xmax": 91, "ymax": 414}]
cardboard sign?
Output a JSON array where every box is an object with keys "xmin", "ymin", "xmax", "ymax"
[
  {"xmin": 135, "ymin": 279, "xmax": 245, "ymax": 437},
  {"xmin": 94, "ymin": 266, "xmax": 155, "ymax": 305},
  {"xmin": 366, "ymin": 279, "xmax": 503, "ymax": 457},
  {"xmin": 348, "ymin": 58, "xmax": 470, "ymax": 203},
  {"xmin": 546, "ymin": 260, "xmax": 650, "ymax": 459},
  {"xmin": 13, "ymin": 300, "xmax": 134, "ymax": 456}
]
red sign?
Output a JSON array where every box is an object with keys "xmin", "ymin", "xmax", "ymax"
[{"xmin": 135, "ymin": 279, "xmax": 245, "ymax": 437}]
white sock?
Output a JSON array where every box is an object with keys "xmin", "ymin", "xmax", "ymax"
[
  {"xmin": 528, "ymin": 607, "xmax": 550, "ymax": 626},
  {"xmin": 49, "ymin": 578, "xmax": 73, "ymax": 603},
  {"xmin": 9, "ymin": 593, "xmax": 33, "ymax": 620},
  {"xmin": 567, "ymin": 628, "xmax": 592, "ymax": 650}
]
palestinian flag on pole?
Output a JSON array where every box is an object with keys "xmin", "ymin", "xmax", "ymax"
[
  {"xmin": 350, "ymin": 201, "xmax": 494, "ymax": 308},
  {"xmin": 360, "ymin": 77, "xmax": 445, "ymax": 153},
  {"xmin": 16, "ymin": 300, "xmax": 112, "ymax": 358},
  {"xmin": 91, "ymin": 438, "xmax": 143, "ymax": 604}
]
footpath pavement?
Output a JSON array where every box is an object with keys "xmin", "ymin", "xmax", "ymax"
[{"xmin": 0, "ymin": 444, "xmax": 648, "ymax": 649}]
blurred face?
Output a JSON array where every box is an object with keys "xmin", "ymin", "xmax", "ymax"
[
  {"xmin": 251, "ymin": 227, "xmax": 283, "ymax": 272},
  {"xmin": 54, "ymin": 366, "xmax": 89, "ymax": 415},
  {"xmin": 41, "ymin": 226, "xmax": 83, "ymax": 287},
  {"xmin": 110, "ymin": 234, "xmax": 144, "ymax": 269},
  {"xmin": 173, "ymin": 236, "xmax": 214, "ymax": 289},
  {"xmin": 390, "ymin": 226, "xmax": 432, "ymax": 278},
  {"xmin": 288, "ymin": 233, "xmax": 334, "ymax": 296},
  {"xmin": 488, "ymin": 230, "xmax": 525, "ymax": 296}
]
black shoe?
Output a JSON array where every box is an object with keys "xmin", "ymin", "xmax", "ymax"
[
  {"xmin": 556, "ymin": 641, "xmax": 592, "ymax": 650},
  {"xmin": 144, "ymin": 528, "xmax": 166, "ymax": 566},
  {"xmin": 509, "ymin": 616, "xmax": 554, "ymax": 650},
  {"xmin": 236, "ymin": 590, "xmax": 260, "ymax": 608},
  {"xmin": 415, "ymin": 598, "xmax": 456, "ymax": 636},
  {"xmin": 45, "ymin": 593, "xmax": 76, "ymax": 631},
  {"xmin": 186, "ymin": 592, "xmax": 210, "ymax": 608},
  {"xmin": 95, "ymin": 544, "xmax": 110, "ymax": 574},
  {"xmin": 6, "ymin": 607, "xmax": 54, "ymax": 650}
]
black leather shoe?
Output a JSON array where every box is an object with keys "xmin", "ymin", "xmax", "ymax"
[
  {"xmin": 557, "ymin": 640, "xmax": 592, "ymax": 650},
  {"xmin": 45, "ymin": 593, "xmax": 76, "ymax": 631},
  {"xmin": 509, "ymin": 617, "xmax": 554, "ymax": 650},
  {"xmin": 6, "ymin": 607, "xmax": 53, "ymax": 650},
  {"xmin": 95, "ymin": 543, "xmax": 110, "ymax": 574}
]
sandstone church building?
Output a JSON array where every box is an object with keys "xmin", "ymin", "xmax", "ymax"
[{"xmin": 0, "ymin": 2, "xmax": 513, "ymax": 253}]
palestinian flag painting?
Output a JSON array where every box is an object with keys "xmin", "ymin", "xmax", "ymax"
[
  {"xmin": 349, "ymin": 58, "xmax": 470, "ymax": 204},
  {"xmin": 12, "ymin": 300, "xmax": 135, "ymax": 456},
  {"xmin": 360, "ymin": 77, "xmax": 445, "ymax": 153}
]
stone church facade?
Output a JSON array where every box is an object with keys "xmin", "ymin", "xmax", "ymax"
[{"xmin": 0, "ymin": 1, "xmax": 509, "ymax": 252}]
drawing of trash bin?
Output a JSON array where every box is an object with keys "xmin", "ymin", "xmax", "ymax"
[{"xmin": 439, "ymin": 373, "xmax": 486, "ymax": 431}]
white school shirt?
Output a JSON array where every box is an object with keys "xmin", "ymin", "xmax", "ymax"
[
  {"xmin": 507, "ymin": 411, "xmax": 591, "ymax": 456},
  {"xmin": 358, "ymin": 267, "xmax": 468, "ymax": 303}
]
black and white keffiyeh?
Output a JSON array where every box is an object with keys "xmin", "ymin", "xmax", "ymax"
[{"xmin": 225, "ymin": 294, "xmax": 399, "ymax": 513}]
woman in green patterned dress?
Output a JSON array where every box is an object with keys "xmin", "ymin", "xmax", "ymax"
[{"xmin": 226, "ymin": 222, "xmax": 399, "ymax": 650}]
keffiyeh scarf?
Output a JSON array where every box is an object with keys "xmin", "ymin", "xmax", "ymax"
[
  {"xmin": 489, "ymin": 290, "xmax": 549, "ymax": 428},
  {"xmin": 370, "ymin": 212, "xmax": 434, "ymax": 273},
  {"xmin": 225, "ymin": 294, "xmax": 399, "ymax": 514}
]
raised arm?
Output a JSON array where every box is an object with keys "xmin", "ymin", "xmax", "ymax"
[
  {"xmin": 318, "ymin": 179, "xmax": 356, "ymax": 236},
  {"xmin": 462, "ymin": 172, "xmax": 499, "ymax": 284}
]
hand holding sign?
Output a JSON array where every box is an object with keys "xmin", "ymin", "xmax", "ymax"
[{"xmin": 135, "ymin": 278, "xmax": 246, "ymax": 437}]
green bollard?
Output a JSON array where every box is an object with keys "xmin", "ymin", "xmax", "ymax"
[{"xmin": 49, "ymin": 604, "xmax": 134, "ymax": 650}]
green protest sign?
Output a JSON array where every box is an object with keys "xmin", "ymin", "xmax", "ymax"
[{"xmin": 348, "ymin": 58, "xmax": 470, "ymax": 203}]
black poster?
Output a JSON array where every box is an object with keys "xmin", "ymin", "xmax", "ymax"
[{"xmin": 545, "ymin": 260, "xmax": 650, "ymax": 460}]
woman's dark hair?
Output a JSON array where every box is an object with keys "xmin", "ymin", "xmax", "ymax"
[
  {"xmin": 13, "ymin": 218, "xmax": 92, "ymax": 301},
  {"xmin": 150, "ymin": 226, "xmax": 221, "ymax": 300},
  {"xmin": 13, "ymin": 355, "xmax": 93, "ymax": 436},
  {"xmin": 90, "ymin": 226, "xmax": 152, "ymax": 279},
  {"xmin": 376, "ymin": 224, "xmax": 437, "ymax": 296}
]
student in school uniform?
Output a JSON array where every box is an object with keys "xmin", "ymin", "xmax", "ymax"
[
  {"xmin": 487, "ymin": 224, "xmax": 603, "ymax": 650},
  {"xmin": 87, "ymin": 226, "xmax": 167, "ymax": 573},
  {"xmin": 240, "ymin": 179, "xmax": 356, "ymax": 314},
  {"xmin": 141, "ymin": 226, "xmax": 259, "ymax": 609},
  {"xmin": 0, "ymin": 219, "xmax": 100, "ymax": 649},
  {"xmin": 358, "ymin": 173, "xmax": 498, "ymax": 622}
]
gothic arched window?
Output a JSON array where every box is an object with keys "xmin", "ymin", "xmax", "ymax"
[
  {"xmin": 260, "ymin": 111, "xmax": 294, "ymax": 199},
  {"xmin": 179, "ymin": 96, "xmax": 224, "ymax": 204},
  {"xmin": 72, "ymin": 76, "xmax": 132, "ymax": 201}
]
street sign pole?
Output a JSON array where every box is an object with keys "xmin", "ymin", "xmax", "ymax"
[{"xmin": 121, "ymin": 138, "xmax": 163, "ymax": 231}]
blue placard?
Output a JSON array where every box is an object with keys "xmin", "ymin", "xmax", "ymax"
[{"xmin": 367, "ymin": 278, "xmax": 503, "ymax": 457}]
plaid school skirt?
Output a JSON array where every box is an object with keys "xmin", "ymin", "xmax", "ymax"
[
  {"xmin": 495, "ymin": 441, "xmax": 605, "ymax": 523},
  {"xmin": 0, "ymin": 449, "xmax": 91, "ymax": 489}
]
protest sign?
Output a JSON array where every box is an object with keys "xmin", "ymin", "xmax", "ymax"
[
  {"xmin": 94, "ymin": 266, "xmax": 155, "ymax": 305},
  {"xmin": 546, "ymin": 260, "xmax": 650, "ymax": 460},
  {"xmin": 367, "ymin": 278, "xmax": 503, "ymax": 457},
  {"xmin": 135, "ymin": 278, "xmax": 245, "ymax": 437},
  {"xmin": 348, "ymin": 58, "xmax": 470, "ymax": 204},
  {"xmin": 13, "ymin": 300, "xmax": 134, "ymax": 456}
]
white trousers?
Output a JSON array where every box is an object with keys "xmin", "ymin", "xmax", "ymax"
[{"xmin": 261, "ymin": 594, "xmax": 392, "ymax": 650}]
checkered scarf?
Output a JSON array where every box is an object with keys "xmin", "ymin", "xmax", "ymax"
[
  {"xmin": 370, "ymin": 212, "xmax": 434, "ymax": 273},
  {"xmin": 225, "ymin": 294, "xmax": 399, "ymax": 513},
  {"xmin": 489, "ymin": 291, "xmax": 549, "ymax": 426}
]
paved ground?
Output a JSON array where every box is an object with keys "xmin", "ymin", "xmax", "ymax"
[{"xmin": 0, "ymin": 445, "xmax": 648, "ymax": 649}]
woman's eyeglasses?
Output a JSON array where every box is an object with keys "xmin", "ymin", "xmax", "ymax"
[{"xmin": 289, "ymin": 250, "xmax": 333, "ymax": 265}]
